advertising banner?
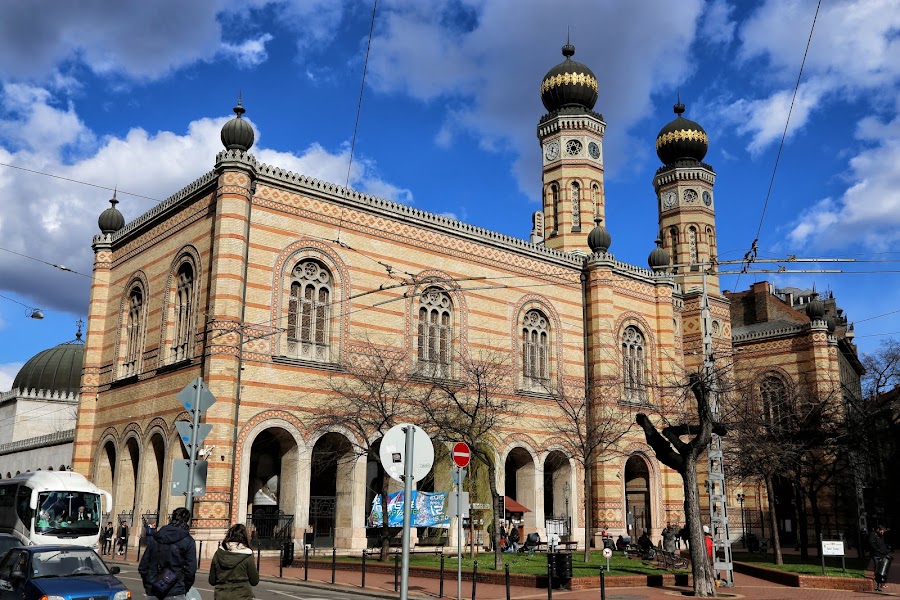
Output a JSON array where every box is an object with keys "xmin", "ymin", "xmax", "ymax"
[{"xmin": 369, "ymin": 490, "xmax": 450, "ymax": 528}]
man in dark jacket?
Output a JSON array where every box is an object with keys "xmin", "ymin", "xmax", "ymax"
[
  {"xmin": 139, "ymin": 507, "xmax": 197, "ymax": 599},
  {"xmin": 868, "ymin": 525, "xmax": 892, "ymax": 592}
]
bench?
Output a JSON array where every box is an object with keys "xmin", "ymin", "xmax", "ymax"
[{"xmin": 658, "ymin": 550, "xmax": 688, "ymax": 570}]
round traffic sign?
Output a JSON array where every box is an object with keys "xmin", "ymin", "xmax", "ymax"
[
  {"xmin": 379, "ymin": 424, "xmax": 434, "ymax": 483},
  {"xmin": 603, "ymin": 548, "xmax": 613, "ymax": 558},
  {"xmin": 452, "ymin": 442, "xmax": 471, "ymax": 468}
]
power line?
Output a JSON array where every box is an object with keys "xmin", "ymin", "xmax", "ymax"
[{"xmin": 0, "ymin": 161, "xmax": 157, "ymax": 202}]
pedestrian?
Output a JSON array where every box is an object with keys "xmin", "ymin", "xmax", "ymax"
[
  {"xmin": 102, "ymin": 521, "xmax": 114, "ymax": 555},
  {"xmin": 117, "ymin": 520, "xmax": 129, "ymax": 555},
  {"xmin": 507, "ymin": 524, "xmax": 520, "ymax": 553},
  {"xmin": 679, "ymin": 524, "xmax": 689, "ymax": 550},
  {"xmin": 662, "ymin": 524, "xmax": 677, "ymax": 553},
  {"xmin": 138, "ymin": 507, "xmax": 197, "ymax": 600},
  {"xmin": 674, "ymin": 525, "xmax": 681, "ymax": 549},
  {"xmin": 703, "ymin": 525, "xmax": 713, "ymax": 563},
  {"xmin": 868, "ymin": 525, "xmax": 892, "ymax": 592},
  {"xmin": 208, "ymin": 523, "xmax": 260, "ymax": 599},
  {"xmin": 499, "ymin": 522, "xmax": 508, "ymax": 551}
]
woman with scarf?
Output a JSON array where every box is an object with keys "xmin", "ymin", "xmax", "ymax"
[{"xmin": 208, "ymin": 524, "xmax": 260, "ymax": 599}]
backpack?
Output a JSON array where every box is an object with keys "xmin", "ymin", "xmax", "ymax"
[{"xmin": 149, "ymin": 540, "xmax": 179, "ymax": 598}]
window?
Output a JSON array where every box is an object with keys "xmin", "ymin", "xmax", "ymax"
[
  {"xmin": 171, "ymin": 263, "xmax": 194, "ymax": 362},
  {"xmin": 591, "ymin": 183, "xmax": 600, "ymax": 219},
  {"xmin": 760, "ymin": 375, "xmax": 788, "ymax": 424},
  {"xmin": 550, "ymin": 184, "xmax": 559, "ymax": 234},
  {"xmin": 669, "ymin": 227, "xmax": 679, "ymax": 269},
  {"xmin": 688, "ymin": 227, "xmax": 698, "ymax": 264},
  {"xmin": 571, "ymin": 182, "xmax": 581, "ymax": 229},
  {"xmin": 706, "ymin": 226, "xmax": 716, "ymax": 258},
  {"xmin": 122, "ymin": 286, "xmax": 145, "ymax": 377},
  {"xmin": 522, "ymin": 310, "xmax": 549, "ymax": 389},
  {"xmin": 417, "ymin": 287, "xmax": 452, "ymax": 377},
  {"xmin": 287, "ymin": 260, "xmax": 332, "ymax": 361},
  {"xmin": 622, "ymin": 326, "xmax": 646, "ymax": 403}
]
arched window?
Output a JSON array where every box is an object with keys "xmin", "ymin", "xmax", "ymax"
[
  {"xmin": 287, "ymin": 260, "xmax": 332, "ymax": 361},
  {"xmin": 706, "ymin": 226, "xmax": 716, "ymax": 258},
  {"xmin": 417, "ymin": 287, "xmax": 453, "ymax": 377},
  {"xmin": 550, "ymin": 184, "xmax": 559, "ymax": 235},
  {"xmin": 591, "ymin": 183, "xmax": 601, "ymax": 219},
  {"xmin": 122, "ymin": 285, "xmax": 145, "ymax": 377},
  {"xmin": 622, "ymin": 326, "xmax": 646, "ymax": 403},
  {"xmin": 688, "ymin": 226, "xmax": 698, "ymax": 264},
  {"xmin": 522, "ymin": 310, "xmax": 549, "ymax": 389},
  {"xmin": 171, "ymin": 262, "xmax": 195, "ymax": 362},
  {"xmin": 571, "ymin": 182, "xmax": 581, "ymax": 230},
  {"xmin": 669, "ymin": 227, "xmax": 679, "ymax": 269},
  {"xmin": 760, "ymin": 375, "xmax": 788, "ymax": 423}
]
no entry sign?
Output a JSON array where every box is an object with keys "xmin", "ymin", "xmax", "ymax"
[{"xmin": 452, "ymin": 442, "xmax": 471, "ymax": 468}]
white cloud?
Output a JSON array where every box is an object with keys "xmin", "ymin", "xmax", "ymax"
[
  {"xmin": 0, "ymin": 362, "xmax": 23, "ymax": 392},
  {"xmin": 700, "ymin": 0, "xmax": 736, "ymax": 47},
  {"xmin": 221, "ymin": 34, "xmax": 275, "ymax": 68},
  {"xmin": 365, "ymin": 0, "xmax": 705, "ymax": 198},
  {"xmin": 0, "ymin": 87, "xmax": 411, "ymax": 315}
]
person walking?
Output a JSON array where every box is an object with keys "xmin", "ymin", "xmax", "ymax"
[
  {"xmin": 102, "ymin": 521, "xmax": 114, "ymax": 555},
  {"xmin": 138, "ymin": 507, "xmax": 198, "ymax": 600},
  {"xmin": 208, "ymin": 524, "xmax": 260, "ymax": 599},
  {"xmin": 116, "ymin": 520, "xmax": 129, "ymax": 555},
  {"xmin": 662, "ymin": 524, "xmax": 677, "ymax": 553},
  {"xmin": 506, "ymin": 525, "xmax": 520, "ymax": 553},
  {"xmin": 868, "ymin": 525, "xmax": 892, "ymax": 592}
]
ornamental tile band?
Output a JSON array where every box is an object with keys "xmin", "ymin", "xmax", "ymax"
[
  {"xmin": 540, "ymin": 72, "xmax": 599, "ymax": 94},
  {"xmin": 656, "ymin": 129, "xmax": 709, "ymax": 149}
]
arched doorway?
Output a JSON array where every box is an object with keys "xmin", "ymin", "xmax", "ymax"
[
  {"xmin": 309, "ymin": 433, "xmax": 354, "ymax": 548},
  {"xmin": 624, "ymin": 454, "xmax": 652, "ymax": 538},
  {"xmin": 139, "ymin": 433, "xmax": 165, "ymax": 528},
  {"xmin": 543, "ymin": 450, "xmax": 572, "ymax": 538},
  {"xmin": 115, "ymin": 437, "xmax": 140, "ymax": 523},
  {"xmin": 96, "ymin": 441, "xmax": 116, "ymax": 516},
  {"xmin": 247, "ymin": 427, "xmax": 301, "ymax": 549},
  {"xmin": 504, "ymin": 447, "xmax": 537, "ymax": 536}
]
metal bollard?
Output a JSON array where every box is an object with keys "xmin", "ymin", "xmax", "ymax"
[
  {"xmin": 547, "ymin": 555, "xmax": 553, "ymax": 600},
  {"xmin": 256, "ymin": 540, "xmax": 261, "ymax": 572},
  {"xmin": 471, "ymin": 560, "xmax": 478, "ymax": 600},
  {"xmin": 505, "ymin": 563, "xmax": 511, "ymax": 600},
  {"xmin": 279, "ymin": 544, "xmax": 284, "ymax": 578},
  {"xmin": 361, "ymin": 549, "xmax": 367, "ymax": 588},
  {"xmin": 439, "ymin": 554, "xmax": 445, "ymax": 598},
  {"xmin": 394, "ymin": 555, "xmax": 399, "ymax": 592},
  {"xmin": 600, "ymin": 568, "xmax": 606, "ymax": 600},
  {"xmin": 304, "ymin": 545, "xmax": 309, "ymax": 581},
  {"xmin": 124, "ymin": 541, "xmax": 129, "ymax": 562},
  {"xmin": 197, "ymin": 541, "xmax": 203, "ymax": 571},
  {"xmin": 332, "ymin": 548, "xmax": 337, "ymax": 584}
]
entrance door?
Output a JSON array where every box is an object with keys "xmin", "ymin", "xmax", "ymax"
[{"xmin": 624, "ymin": 455, "xmax": 651, "ymax": 538}]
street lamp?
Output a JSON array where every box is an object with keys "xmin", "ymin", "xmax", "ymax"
[
  {"xmin": 564, "ymin": 481, "xmax": 570, "ymax": 538},
  {"xmin": 736, "ymin": 493, "xmax": 746, "ymax": 546}
]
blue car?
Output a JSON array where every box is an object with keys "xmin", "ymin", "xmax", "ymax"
[{"xmin": 0, "ymin": 545, "xmax": 131, "ymax": 600}]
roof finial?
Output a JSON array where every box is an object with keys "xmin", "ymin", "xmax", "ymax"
[
  {"xmin": 110, "ymin": 187, "xmax": 118, "ymax": 207},
  {"xmin": 75, "ymin": 319, "xmax": 84, "ymax": 341},
  {"xmin": 233, "ymin": 92, "xmax": 246, "ymax": 118},
  {"xmin": 674, "ymin": 92, "xmax": 685, "ymax": 116},
  {"xmin": 562, "ymin": 27, "xmax": 575, "ymax": 58}
]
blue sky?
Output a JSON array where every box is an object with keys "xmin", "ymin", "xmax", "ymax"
[{"xmin": 2, "ymin": 0, "xmax": 900, "ymax": 389}]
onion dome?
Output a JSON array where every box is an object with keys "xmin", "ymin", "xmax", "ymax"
[
  {"xmin": 805, "ymin": 293, "xmax": 825, "ymax": 320},
  {"xmin": 826, "ymin": 315, "xmax": 838, "ymax": 333},
  {"xmin": 540, "ymin": 43, "xmax": 598, "ymax": 113},
  {"xmin": 221, "ymin": 98, "xmax": 254, "ymax": 151},
  {"xmin": 98, "ymin": 191, "xmax": 125, "ymax": 234},
  {"xmin": 648, "ymin": 239, "xmax": 670, "ymax": 271},
  {"xmin": 11, "ymin": 329, "xmax": 84, "ymax": 396},
  {"xmin": 587, "ymin": 218, "xmax": 612, "ymax": 253},
  {"xmin": 656, "ymin": 100, "xmax": 708, "ymax": 165}
]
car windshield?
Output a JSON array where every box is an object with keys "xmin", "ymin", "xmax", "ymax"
[
  {"xmin": 31, "ymin": 548, "xmax": 110, "ymax": 578},
  {"xmin": 0, "ymin": 537, "xmax": 22, "ymax": 556},
  {"xmin": 35, "ymin": 491, "xmax": 101, "ymax": 535}
]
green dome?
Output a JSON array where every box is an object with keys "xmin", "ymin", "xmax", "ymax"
[
  {"xmin": 648, "ymin": 239, "xmax": 670, "ymax": 271},
  {"xmin": 221, "ymin": 99, "xmax": 254, "ymax": 151},
  {"xmin": 540, "ymin": 43, "xmax": 598, "ymax": 113},
  {"xmin": 98, "ymin": 194, "xmax": 125, "ymax": 234},
  {"xmin": 587, "ymin": 218, "xmax": 611, "ymax": 253},
  {"xmin": 11, "ymin": 337, "xmax": 84, "ymax": 396}
]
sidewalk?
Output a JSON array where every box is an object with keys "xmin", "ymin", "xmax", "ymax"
[{"xmin": 111, "ymin": 550, "xmax": 899, "ymax": 599}]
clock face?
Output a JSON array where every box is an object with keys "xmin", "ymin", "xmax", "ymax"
[
  {"xmin": 545, "ymin": 141, "xmax": 560, "ymax": 161},
  {"xmin": 703, "ymin": 190, "xmax": 712, "ymax": 206},
  {"xmin": 663, "ymin": 191, "xmax": 677, "ymax": 209},
  {"xmin": 588, "ymin": 141, "xmax": 600, "ymax": 159},
  {"xmin": 684, "ymin": 189, "xmax": 698, "ymax": 203},
  {"xmin": 565, "ymin": 139, "xmax": 583, "ymax": 156}
]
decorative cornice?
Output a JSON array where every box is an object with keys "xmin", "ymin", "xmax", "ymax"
[
  {"xmin": 732, "ymin": 322, "xmax": 812, "ymax": 343},
  {"xmin": 653, "ymin": 162, "xmax": 716, "ymax": 190},
  {"xmin": 537, "ymin": 112, "xmax": 606, "ymax": 138},
  {"xmin": 584, "ymin": 252, "xmax": 678, "ymax": 287},
  {"xmin": 0, "ymin": 388, "xmax": 79, "ymax": 403},
  {"xmin": 0, "ymin": 429, "xmax": 75, "ymax": 456}
]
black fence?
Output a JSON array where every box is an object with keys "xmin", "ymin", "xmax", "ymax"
[{"xmin": 247, "ymin": 513, "xmax": 295, "ymax": 550}]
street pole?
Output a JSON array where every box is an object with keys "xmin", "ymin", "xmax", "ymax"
[
  {"xmin": 400, "ymin": 425, "xmax": 415, "ymax": 600},
  {"xmin": 185, "ymin": 377, "xmax": 203, "ymax": 513},
  {"xmin": 457, "ymin": 466, "xmax": 462, "ymax": 600},
  {"xmin": 737, "ymin": 494, "xmax": 745, "ymax": 545}
]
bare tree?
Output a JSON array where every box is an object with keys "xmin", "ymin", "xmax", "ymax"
[
  {"xmin": 413, "ymin": 349, "xmax": 512, "ymax": 570},
  {"xmin": 547, "ymin": 370, "xmax": 633, "ymax": 562},
  {"xmin": 317, "ymin": 340, "xmax": 417, "ymax": 561},
  {"xmin": 635, "ymin": 372, "xmax": 722, "ymax": 597}
]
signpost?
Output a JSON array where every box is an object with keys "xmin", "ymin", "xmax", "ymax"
[
  {"xmin": 379, "ymin": 424, "xmax": 434, "ymax": 600},
  {"xmin": 603, "ymin": 547, "xmax": 613, "ymax": 571},
  {"xmin": 821, "ymin": 538, "xmax": 846, "ymax": 575},
  {"xmin": 450, "ymin": 442, "xmax": 470, "ymax": 600},
  {"xmin": 174, "ymin": 377, "xmax": 216, "ymax": 512}
]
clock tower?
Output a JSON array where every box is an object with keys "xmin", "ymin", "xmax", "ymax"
[
  {"xmin": 537, "ymin": 43, "xmax": 607, "ymax": 253},
  {"xmin": 652, "ymin": 101, "xmax": 719, "ymax": 294}
]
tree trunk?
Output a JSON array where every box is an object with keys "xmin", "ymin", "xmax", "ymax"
[
  {"xmin": 379, "ymin": 467, "xmax": 391, "ymax": 562},
  {"xmin": 795, "ymin": 481, "xmax": 809, "ymax": 559},
  {"xmin": 583, "ymin": 460, "xmax": 592, "ymax": 563},
  {"xmin": 765, "ymin": 475, "xmax": 783, "ymax": 565},
  {"xmin": 684, "ymin": 454, "xmax": 716, "ymax": 597},
  {"xmin": 487, "ymin": 462, "xmax": 503, "ymax": 570},
  {"xmin": 808, "ymin": 485, "xmax": 822, "ymax": 556}
]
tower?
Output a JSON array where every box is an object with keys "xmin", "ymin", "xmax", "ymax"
[
  {"xmin": 652, "ymin": 101, "xmax": 719, "ymax": 294},
  {"xmin": 537, "ymin": 42, "xmax": 607, "ymax": 253}
]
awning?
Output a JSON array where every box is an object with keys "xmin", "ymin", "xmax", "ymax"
[{"xmin": 504, "ymin": 496, "xmax": 531, "ymax": 514}]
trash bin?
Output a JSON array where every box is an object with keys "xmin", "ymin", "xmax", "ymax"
[
  {"xmin": 281, "ymin": 541, "xmax": 295, "ymax": 567},
  {"xmin": 746, "ymin": 534, "xmax": 759, "ymax": 552},
  {"xmin": 547, "ymin": 552, "xmax": 572, "ymax": 589}
]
